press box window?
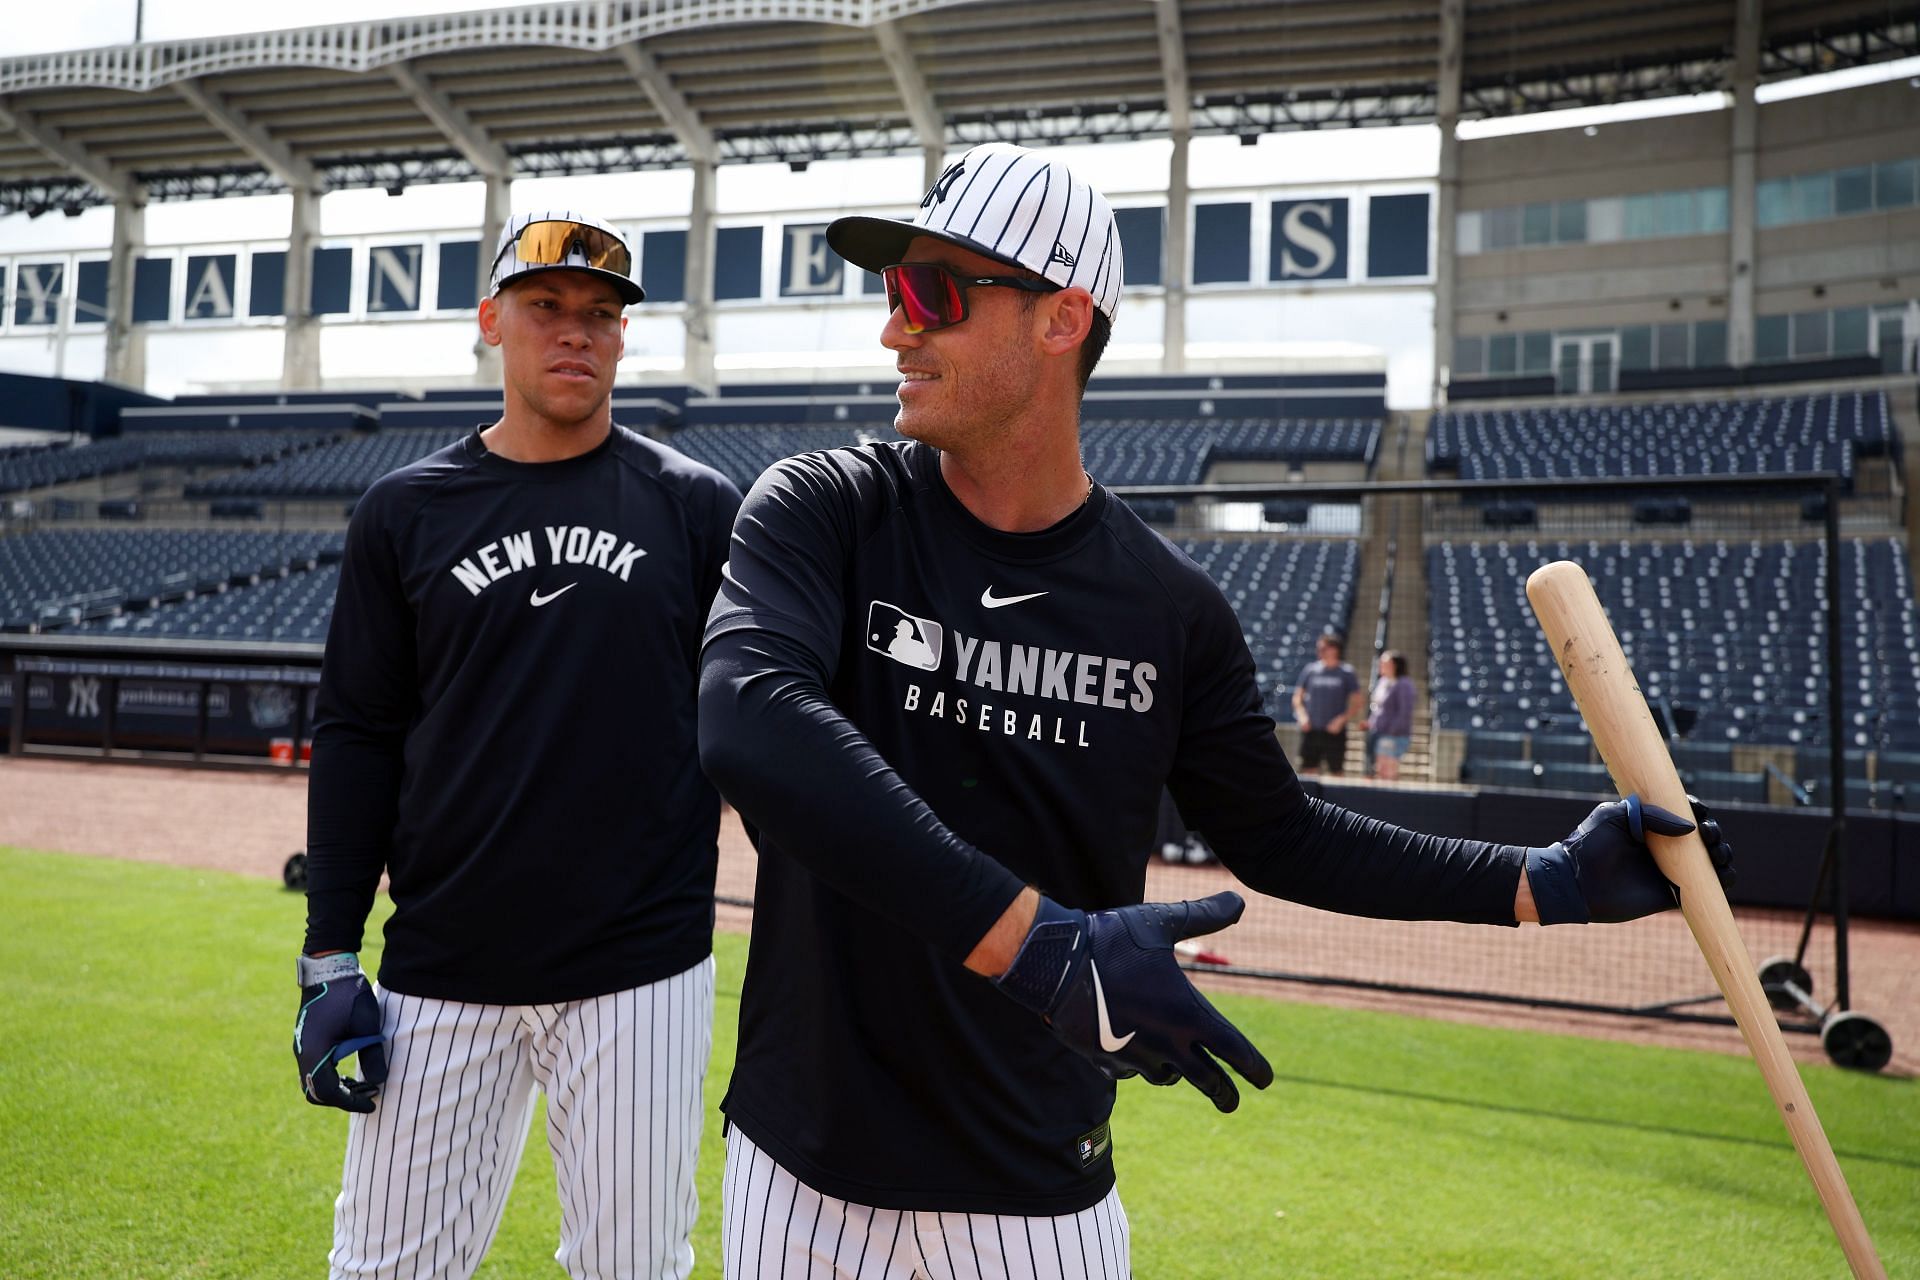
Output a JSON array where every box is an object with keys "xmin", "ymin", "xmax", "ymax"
[
  {"xmin": 714, "ymin": 227, "xmax": 763, "ymax": 300},
  {"xmin": 250, "ymin": 251, "xmax": 286, "ymax": 317},
  {"xmin": 1553, "ymin": 200, "xmax": 1587, "ymax": 243},
  {"xmin": 1755, "ymin": 315, "xmax": 1789, "ymax": 363},
  {"xmin": 1790, "ymin": 311, "xmax": 1828, "ymax": 360},
  {"xmin": 641, "ymin": 230, "xmax": 686, "ymax": 304},
  {"xmin": 1693, "ymin": 320, "xmax": 1727, "ymax": 367},
  {"xmin": 1113, "ymin": 206, "xmax": 1164, "ymax": 287},
  {"xmin": 1452, "ymin": 335, "xmax": 1485, "ymax": 377},
  {"xmin": 1520, "ymin": 331, "xmax": 1551, "ymax": 376},
  {"xmin": 436, "ymin": 241, "xmax": 479, "ymax": 311},
  {"xmin": 133, "ymin": 257, "xmax": 173, "ymax": 324},
  {"xmin": 1618, "ymin": 326, "xmax": 1653, "ymax": 372},
  {"xmin": 1875, "ymin": 159, "xmax": 1916, "ymax": 208},
  {"xmin": 1367, "ymin": 194, "xmax": 1429, "ymax": 278},
  {"xmin": 75, "ymin": 260, "xmax": 109, "ymax": 326},
  {"xmin": 1832, "ymin": 308, "xmax": 1871, "ymax": 357},
  {"xmin": 310, "ymin": 247, "xmax": 352, "ymax": 316},
  {"xmin": 1192, "ymin": 203, "xmax": 1251, "ymax": 284}
]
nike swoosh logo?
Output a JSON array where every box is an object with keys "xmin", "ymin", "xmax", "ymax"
[
  {"xmin": 529, "ymin": 583, "xmax": 578, "ymax": 607},
  {"xmin": 1090, "ymin": 961, "xmax": 1135, "ymax": 1053},
  {"xmin": 980, "ymin": 587, "xmax": 1048, "ymax": 609}
]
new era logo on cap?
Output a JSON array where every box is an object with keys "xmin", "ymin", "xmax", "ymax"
[{"xmin": 827, "ymin": 142, "xmax": 1123, "ymax": 321}]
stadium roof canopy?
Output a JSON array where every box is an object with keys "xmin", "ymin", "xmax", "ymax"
[{"xmin": 0, "ymin": 0, "xmax": 1912, "ymax": 215}]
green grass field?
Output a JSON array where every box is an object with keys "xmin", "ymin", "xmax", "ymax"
[{"xmin": 1, "ymin": 846, "xmax": 1914, "ymax": 1279}]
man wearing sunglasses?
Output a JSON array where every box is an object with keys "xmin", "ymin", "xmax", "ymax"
[
  {"xmin": 299, "ymin": 209, "xmax": 741, "ymax": 1279},
  {"xmin": 699, "ymin": 144, "xmax": 1729, "ymax": 1276}
]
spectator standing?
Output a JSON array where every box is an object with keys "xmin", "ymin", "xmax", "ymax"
[
  {"xmin": 1365, "ymin": 650, "xmax": 1416, "ymax": 782},
  {"xmin": 1293, "ymin": 632, "xmax": 1363, "ymax": 775}
]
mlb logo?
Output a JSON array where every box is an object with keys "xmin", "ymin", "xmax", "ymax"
[
  {"xmin": 866, "ymin": 601, "xmax": 943, "ymax": 672},
  {"xmin": 1078, "ymin": 1138, "xmax": 1095, "ymax": 1160}
]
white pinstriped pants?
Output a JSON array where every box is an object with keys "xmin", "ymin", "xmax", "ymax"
[
  {"xmin": 721, "ymin": 1126, "xmax": 1132, "ymax": 1280},
  {"xmin": 329, "ymin": 956, "xmax": 715, "ymax": 1280}
]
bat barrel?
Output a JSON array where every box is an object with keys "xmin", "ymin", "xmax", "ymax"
[{"xmin": 1525, "ymin": 560, "xmax": 1886, "ymax": 1280}]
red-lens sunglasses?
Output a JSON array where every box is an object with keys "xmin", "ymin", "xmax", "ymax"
[{"xmin": 882, "ymin": 262, "xmax": 1060, "ymax": 334}]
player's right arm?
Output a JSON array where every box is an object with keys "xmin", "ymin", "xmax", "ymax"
[
  {"xmin": 698, "ymin": 451, "xmax": 1271, "ymax": 1110},
  {"xmin": 1167, "ymin": 584, "xmax": 1730, "ymax": 925},
  {"xmin": 698, "ymin": 452, "xmax": 1028, "ymax": 960},
  {"xmin": 296, "ymin": 485, "xmax": 417, "ymax": 1111}
]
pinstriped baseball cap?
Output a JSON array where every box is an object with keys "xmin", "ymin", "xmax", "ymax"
[
  {"xmin": 489, "ymin": 209, "xmax": 643, "ymax": 305},
  {"xmin": 827, "ymin": 142, "xmax": 1124, "ymax": 321}
]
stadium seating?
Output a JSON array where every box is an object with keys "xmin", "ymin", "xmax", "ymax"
[
  {"xmin": 185, "ymin": 429, "xmax": 468, "ymax": 498},
  {"xmin": 663, "ymin": 423, "xmax": 905, "ymax": 492},
  {"xmin": 120, "ymin": 402, "xmax": 375, "ymax": 433},
  {"xmin": 660, "ymin": 417, "xmax": 1381, "ymax": 495},
  {"xmin": 1175, "ymin": 537, "xmax": 1359, "ymax": 723},
  {"xmin": 1685, "ymin": 769, "xmax": 1771, "ymax": 807},
  {"xmin": 0, "ymin": 430, "xmax": 339, "ymax": 495},
  {"xmin": 0, "ymin": 529, "xmax": 342, "ymax": 630},
  {"xmin": 69, "ymin": 562, "xmax": 341, "ymax": 644},
  {"xmin": 375, "ymin": 392, "xmax": 679, "ymax": 431},
  {"xmin": 1428, "ymin": 537, "xmax": 1920, "ymax": 760},
  {"xmin": 1427, "ymin": 390, "xmax": 1888, "ymax": 482}
]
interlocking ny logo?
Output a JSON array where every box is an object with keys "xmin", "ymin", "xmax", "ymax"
[
  {"xmin": 67, "ymin": 676, "xmax": 100, "ymax": 719},
  {"xmin": 921, "ymin": 161, "xmax": 966, "ymax": 209}
]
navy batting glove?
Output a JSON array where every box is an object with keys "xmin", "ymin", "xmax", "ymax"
[
  {"xmin": 995, "ymin": 891, "xmax": 1274, "ymax": 1113},
  {"xmin": 294, "ymin": 952, "xmax": 387, "ymax": 1113},
  {"xmin": 1527, "ymin": 794, "xmax": 1735, "ymax": 925}
]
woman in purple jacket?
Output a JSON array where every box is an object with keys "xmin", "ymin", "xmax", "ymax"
[{"xmin": 1365, "ymin": 651, "xmax": 1416, "ymax": 782}]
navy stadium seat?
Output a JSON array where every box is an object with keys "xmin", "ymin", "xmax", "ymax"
[
  {"xmin": 1427, "ymin": 390, "xmax": 1889, "ymax": 485},
  {"xmin": 1428, "ymin": 537, "xmax": 1920, "ymax": 753}
]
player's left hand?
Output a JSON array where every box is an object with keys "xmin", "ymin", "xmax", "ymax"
[
  {"xmin": 1527, "ymin": 794, "xmax": 1735, "ymax": 924},
  {"xmin": 994, "ymin": 892, "xmax": 1274, "ymax": 1112}
]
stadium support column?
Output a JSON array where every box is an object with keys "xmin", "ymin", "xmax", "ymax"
[
  {"xmin": 475, "ymin": 173, "xmax": 510, "ymax": 384},
  {"xmin": 1163, "ymin": 131, "xmax": 1189, "ymax": 372},
  {"xmin": 1728, "ymin": 0, "xmax": 1760, "ymax": 368},
  {"xmin": 283, "ymin": 186, "xmax": 322, "ymax": 389},
  {"xmin": 1153, "ymin": 0, "xmax": 1190, "ymax": 373},
  {"xmin": 1432, "ymin": 0, "xmax": 1463, "ymax": 407},
  {"xmin": 684, "ymin": 157, "xmax": 717, "ymax": 394},
  {"xmin": 104, "ymin": 199, "xmax": 146, "ymax": 389}
]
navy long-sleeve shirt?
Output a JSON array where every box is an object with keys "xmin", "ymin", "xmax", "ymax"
[
  {"xmin": 699, "ymin": 440, "xmax": 1523, "ymax": 1215},
  {"xmin": 306, "ymin": 424, "xmax": 741, "ymax": 1004}
]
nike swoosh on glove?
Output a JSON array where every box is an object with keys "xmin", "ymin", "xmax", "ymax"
[
  {"xmin": 995, "ymin": 891, "xmax": 1274, "ymax": 1112},
  {"xmin": 1526, "ymin": 794, "xmax": 1736, "ymax": 925}
]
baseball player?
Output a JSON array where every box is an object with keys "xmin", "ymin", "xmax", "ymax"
[
  {"xmin": 696, "ymin": 143, "xmax": 1733, "ymax": 1278},
  {"xmin": 294, "ymin": 209, "xmax": 741, "ymax": 1279}
]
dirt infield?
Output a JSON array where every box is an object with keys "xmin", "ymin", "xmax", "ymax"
[{"xmin": 4, "ymin": 755, "xmax": 1913, "ymax": 1075}]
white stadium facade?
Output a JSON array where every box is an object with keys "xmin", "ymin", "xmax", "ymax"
[{"xmin": 0, "ymin": 0, "xmax": 1911, "ymax": 407}]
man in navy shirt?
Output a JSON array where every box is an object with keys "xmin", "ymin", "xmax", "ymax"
[
  {"xmin": 699, "ymin": 144, "xmax": 1728, "ymax": 1278},
  {"xmin": 295, "ymin": 210, "xmax": 740, "ymax": 1280},
  {"xmin": 1294, "ymin": 631, "xmax": 1364, "ymax": 775}
]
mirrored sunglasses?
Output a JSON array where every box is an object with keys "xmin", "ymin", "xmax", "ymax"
[
  {"xmin": 503, "ymin": 220, "xmax": 633, "ymax": 277},
  {"xmin": 882, "ymin": 262, "xmax": 1060, "ymax": 334}
]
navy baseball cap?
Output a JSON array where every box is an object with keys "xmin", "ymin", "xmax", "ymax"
[
  {"xmin": 489, "ymin": 209, "xmax": 643, "ymax": 306},
  {"xmin": 827, "ymin": 142, "xmax": 1123, "ymax": 322}
]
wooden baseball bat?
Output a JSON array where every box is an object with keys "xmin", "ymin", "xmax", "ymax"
[{"xmin": 1526, "ymin": 560, "xmax": 1886, "ymax": 1280}]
